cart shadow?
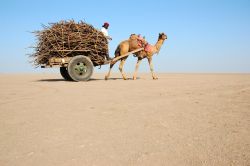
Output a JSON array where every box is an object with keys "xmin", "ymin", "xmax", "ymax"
[
  {"xmin": 37, "ymin": 79, "xmax": 68, "ymax": 82},
  {"xmin": 36, "ymin": 77, "xmax": 133, "ymax": 82}
]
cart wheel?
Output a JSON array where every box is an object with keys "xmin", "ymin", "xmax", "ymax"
[
  {"xmin": 67, "ymin": 55, "xmax": 94, "ymax": 81},
  {"xmin": 60, "ymin": 67, "xmax": 73, "ymax": 81}
]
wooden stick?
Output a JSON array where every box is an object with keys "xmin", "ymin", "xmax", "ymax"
[{"xmin": 111, "ymin": 48, "xmax": 144, "ymax": 63}]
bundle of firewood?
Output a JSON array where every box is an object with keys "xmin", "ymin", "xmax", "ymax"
[{"xmin": 31, "ymin": 20, "xmax": 108, "ymax": 66}]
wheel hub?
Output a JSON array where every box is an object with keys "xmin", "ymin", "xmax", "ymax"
[{"xmin": 74, "ymin": 62, "xmax": 87, "ymax": 75}]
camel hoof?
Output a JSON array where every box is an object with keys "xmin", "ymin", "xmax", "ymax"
[
  {"xmin": 123, "ymin": 77, "xmax": 128, "ymax": 80},
  {"xmin": 105, "ymin": 76, "xmax": 108, "ymax": 80},
  {"xmin": 153, "ymin": 77, "xmax": 158, "ymax": 80}
]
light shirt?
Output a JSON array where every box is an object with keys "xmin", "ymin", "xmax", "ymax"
[{"xmin": 101, "ymin": 27, "xmax": 109, "ymax": 37}]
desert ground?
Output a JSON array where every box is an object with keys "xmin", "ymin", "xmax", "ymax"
[{"xmin": 0, "ymin": 73, "xmax": 249, "ymax": 166}]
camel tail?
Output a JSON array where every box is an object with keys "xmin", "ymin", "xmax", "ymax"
[{"xmin": 114, "ymin": 45, "xmax": 120, "ymax": 57}]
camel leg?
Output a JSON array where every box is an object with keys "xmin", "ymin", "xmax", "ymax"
[
  {"xmin": 105, "ymin": 63, "xmax": 115, "ymax": 80},
  {"xmin": 119, "ymin": 58, "xmax": 128, "ymax": 80},
  {"xmin": 147, "ymin": 57, "xmax": 158, "ymax": 80},
  {"xmin": 133, "ymin": 58, "xmax": 142, "ymax": 80}
]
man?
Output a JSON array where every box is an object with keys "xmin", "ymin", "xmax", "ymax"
[
  {"xmin": 101, "ymin": 22, "xmax": 112, "ymax": 60},
  {"xmin": 101, "ymin": 22, "xmax": 112, "ymax": 40}
]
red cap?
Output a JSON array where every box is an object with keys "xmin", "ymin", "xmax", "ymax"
[{"xmin": 103, "ymin": 22, "xmax": 109, "ymax": 27}]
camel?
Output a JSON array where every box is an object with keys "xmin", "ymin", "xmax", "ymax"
[{"xmin": 105, "ymin": 33, "xmax": 167, "ymax": 80}]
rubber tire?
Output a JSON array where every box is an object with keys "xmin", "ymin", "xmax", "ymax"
[
  {"xmin": 67, "ymin": 55, "xmax": 94, "ymax": 81},
  {"xmin": 60, "ymin": 67, "xmax": 73, "ymax": 81}
]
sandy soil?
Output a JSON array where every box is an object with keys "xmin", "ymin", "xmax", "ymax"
[{"xmin": 0, "ymin": 73, "xmax": 249, "ymax": 166}]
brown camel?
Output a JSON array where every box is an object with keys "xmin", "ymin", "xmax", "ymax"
[
  {"xmin": 133, "ymin": 33, "xmax": 167, "ymax": 80},
  {"xmin": 105, "ymin": 33, "xmax": 167, "ymax": 80}
]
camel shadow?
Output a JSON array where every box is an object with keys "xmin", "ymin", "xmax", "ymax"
[{"xmin": 105, "ymin": 77, "xmax": 134, "ymax": 80}]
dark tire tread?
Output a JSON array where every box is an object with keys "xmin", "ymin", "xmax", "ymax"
[{"xmin": 60, "ymin": 67, "xmax": 73, "ymax": 81}]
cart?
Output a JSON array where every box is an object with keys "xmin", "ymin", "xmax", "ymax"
[{"xmin": 41, "ymin": 48, "xmax": 143, "ymax": 81}]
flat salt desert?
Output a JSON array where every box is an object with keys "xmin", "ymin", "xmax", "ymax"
[{"xmin": 0, "ymin": 73, "xmax": 249, "ymax": 166}]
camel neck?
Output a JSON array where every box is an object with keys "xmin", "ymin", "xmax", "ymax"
[{"xmin": 154, "ymin": 39, "xmax": 164, "ymax": 53}]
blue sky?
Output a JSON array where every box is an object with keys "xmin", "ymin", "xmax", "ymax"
[{"xmin": 0, "ymin": 0, "xmax": 249, "ymax": 73}]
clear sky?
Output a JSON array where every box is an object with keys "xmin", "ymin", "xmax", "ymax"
[{"xmin": 0, "ymin": 0, "xmax": 249, "ymax": 73}]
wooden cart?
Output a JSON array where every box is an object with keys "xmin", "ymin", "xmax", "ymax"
[{"xmin": 41, "ymin": 48, "xmax": 143, "ymax": 81}]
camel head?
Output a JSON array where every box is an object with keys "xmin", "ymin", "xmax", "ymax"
[{"xmin": 158, "ymin": 33, "xmax": 167, "ymax": 40}]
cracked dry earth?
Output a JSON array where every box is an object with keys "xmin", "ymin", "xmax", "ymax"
[{"xmin": 0, "ymin": 73, "xmax": 250, "ymax": 166}]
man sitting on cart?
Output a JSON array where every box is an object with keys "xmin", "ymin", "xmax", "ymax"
[{"xmin": 101, "ymin": 22, "xmax": 112, "ymax": 60}]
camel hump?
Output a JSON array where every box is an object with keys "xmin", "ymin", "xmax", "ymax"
[
  {"xmin": 129, "ymin": 34, "xmax": 147, "ymax": 48},
  {"xmin": 130, "ymin": 34, "xmax": 137, "ymax": 40}
]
